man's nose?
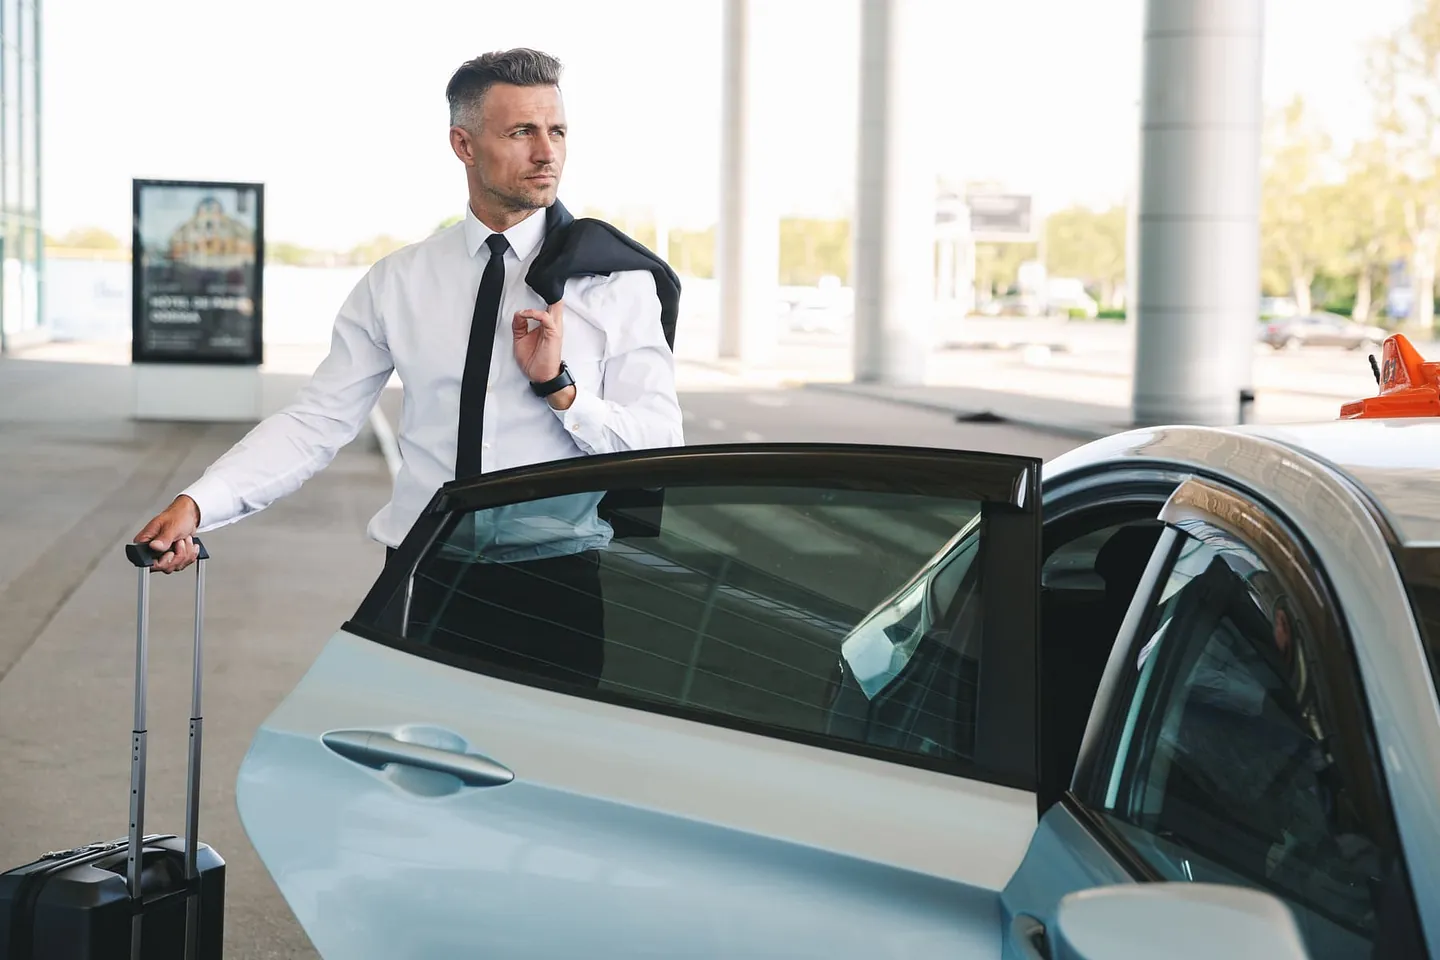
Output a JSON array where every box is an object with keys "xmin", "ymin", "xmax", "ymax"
[{"xmin": 532, "ymin": 137, "xmax": 557, "ymax": 165}]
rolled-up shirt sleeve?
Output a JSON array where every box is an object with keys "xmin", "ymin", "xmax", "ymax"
[
  {"xmin": 554, "ymin": 270, "xmax": 684, "ymax": 455},
  {"xmin": 180, "ymin": 270, "xmax": 395, "ymax": 531}
]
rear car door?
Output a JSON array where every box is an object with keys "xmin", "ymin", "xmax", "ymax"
[
  {"xmin": 236, "ymin": 444, "xmax": 1045, "ymax": 959},
  {"xmin": 1000, "ymin": 477, "xmax": 1430, "ymax": 960}
]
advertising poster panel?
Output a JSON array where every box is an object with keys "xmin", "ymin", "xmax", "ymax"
[{"xmin": 132, "ymin": 179, "xmax": 264, "ymax": 364}]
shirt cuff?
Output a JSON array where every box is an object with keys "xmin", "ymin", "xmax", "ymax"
[
  {"xmin": 179, "ymin": 474, "xmax": 242, "ymax": 533},
  {"xmin": 553, "ymin": 388, "xmax": 610, "ymax": 454}
]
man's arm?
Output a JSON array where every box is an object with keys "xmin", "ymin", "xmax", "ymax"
[
  {"xmin": 134, "ymin": 270, "xmax": 395, "ymax": 572},
  {"xmin": 549, "ymin": 270, "xmax": 684, "ymax": 455}
]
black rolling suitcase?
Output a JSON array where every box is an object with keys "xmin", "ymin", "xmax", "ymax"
[{"xmin": 0, "ymin": 540, "xmax": 225, "ymax": 959}]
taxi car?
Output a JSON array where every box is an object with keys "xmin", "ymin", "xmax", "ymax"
[{"xmin": 234, "ymin": 336, "xmax": 1440, "ymax": 959}]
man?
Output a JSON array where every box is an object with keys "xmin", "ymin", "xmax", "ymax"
[{"xmin": 133, "ymin": 48, "xmax": 683, "ymax": 684}]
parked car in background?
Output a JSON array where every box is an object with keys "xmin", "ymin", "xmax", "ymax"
[
  {"xmin": 1259, "ymin": 311, "xmax": 1388, "ymax": 351},
  {"xmin": 1260, "ymin": 296, "xmax": 1299, "ymax": 319}
]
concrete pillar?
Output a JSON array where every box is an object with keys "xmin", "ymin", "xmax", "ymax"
[
  {"xmin": 853, "ymin": 0, "xmax": 937, "ymax": 385},
  {"xmin": 717, "ymin": 0, "xmax": 776, "ymax": 365},
  {"xmin": 937, "ymin": 238, "xmax": 955, "ymax": 301},
  {"xmin": 1131, "ymin": 0, "xmax": 1262, "ymax": 425},
  {"xmin": 958, "ymin": 238, "xmax": 976, "ymax": 315}
]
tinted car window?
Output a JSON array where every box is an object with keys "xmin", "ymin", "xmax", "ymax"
[
  {"xmin": 375, "ymin": 482, "xmax": 1014, "ymax": 772},
  {"xmin": 1095, "ymin": 528, "xmax": 1399, "ymax": 958}
]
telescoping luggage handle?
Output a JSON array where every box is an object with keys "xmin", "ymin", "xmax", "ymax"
[{"xmin": 124, "ymin": 539, "xmax": 209, "ymax": 960}]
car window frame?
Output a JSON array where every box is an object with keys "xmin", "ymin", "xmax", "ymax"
[
  {"xmin": 1068, "ymin": 476, "xmax": 1422, "ymax": 948},
  {"xmin": 343, "ymin": 443, "xmax": 1046, "ymax": 790}
]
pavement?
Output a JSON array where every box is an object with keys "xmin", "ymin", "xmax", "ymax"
[{"xmin": 0, "ymin": 322, "xmax": 1401, "ymax": 956}]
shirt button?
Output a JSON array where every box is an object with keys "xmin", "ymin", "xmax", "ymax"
[
  {"xmin": 568, "ymin": 423, "xmax": 579, "ymax": 432},
  {"xmin": 482, "ymin": 442, "xmax": 491, "ymax": 450}
]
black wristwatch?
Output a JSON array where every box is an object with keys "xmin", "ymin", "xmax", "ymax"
[{"xmin": 530, "ymin": 362, "xmax": 576, "ymax": 398}]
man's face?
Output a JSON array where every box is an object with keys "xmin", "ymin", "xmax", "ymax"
[{"xmin": 461, "ymin": 82, "xmax": 566, "ymax": 212}]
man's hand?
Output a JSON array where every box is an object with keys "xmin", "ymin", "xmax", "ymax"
[
  {"xmin": 133, "ymin": 495, "xmax": 202, "ymax": 574},
  {"xmin": 512, "ymin": 300, "xmax": 576, "ymax": 410}
]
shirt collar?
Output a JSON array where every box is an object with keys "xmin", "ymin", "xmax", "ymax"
[{"xmin": 463, "ymin": 204, "xmax": 548, "ymax": 262}]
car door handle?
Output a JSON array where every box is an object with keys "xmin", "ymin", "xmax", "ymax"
[
  {"xmin": 1010, "ymin": 913, "xmax": 1050, "ymax": 960},
  {"xmin": 321, "ymin": 730, "xmax": 515, "ymax": 787}
]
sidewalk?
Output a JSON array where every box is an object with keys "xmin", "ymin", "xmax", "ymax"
[
  {"xmin": 801, "ymin": 342, "xmax": 1379, "ymax": 440},
  {"xmin": 806, "ymin": 372, "xmax": 1366, "ymax": 442}
]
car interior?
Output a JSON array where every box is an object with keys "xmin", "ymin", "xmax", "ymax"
[
  {"xmin": 820, "ymin": 503, "xmax": 1169, "ymax": 793},
  {"xmin": 1037, "ymin": 512, "xmax": 1166, "ymax": 810}
]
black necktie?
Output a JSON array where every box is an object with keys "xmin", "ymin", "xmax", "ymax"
[{"xmin": 456, "ymin": 232, "xmax": 510, "ymax": 480}]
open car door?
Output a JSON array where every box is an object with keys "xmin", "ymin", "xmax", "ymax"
[{"xmin": 236, "ymin": 443, "xmax": 1044, "ymax": 959}]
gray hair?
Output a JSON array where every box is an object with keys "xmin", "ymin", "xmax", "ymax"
[{"xmin": 446, "ymin": 48, "xmax": 563, "ymax": 129}]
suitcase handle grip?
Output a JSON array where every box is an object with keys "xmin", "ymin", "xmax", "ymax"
[{"xmin": 126, "ymin": 538, "xmax": 209, "ymax": 568}]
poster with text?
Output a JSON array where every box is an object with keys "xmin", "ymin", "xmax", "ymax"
[{"xmin": 132, "ymin": 179, "xmax": 265, "ymax": 364}]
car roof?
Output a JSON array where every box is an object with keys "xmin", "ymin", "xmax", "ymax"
[
  {"xmin": 1240, "ymin": 419, "xmax": 1440, "ymax": 547},
  {"xmin": 1047, "ymin": 417, "xmax": 1440, "ymax": 548}
]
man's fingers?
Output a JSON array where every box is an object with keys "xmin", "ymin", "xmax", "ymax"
[
  {"xmin": 549, "ymin": 300, "xmax": 564, "ymax": 323},
  {"xmin": 147, "ymin": 522, "xmax": 182, "ymax": 552},
  {"xmin": 156, "ymin": 538, "xmax": 196, "ymax": 575}
]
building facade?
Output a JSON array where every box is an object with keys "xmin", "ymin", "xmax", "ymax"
[
  {"xmin": 0, "ymin": 0, "xmax": 40, "ymax": 353},
  {"xmin": 167, "ymin": 196, "xmax": 257, "ymax": 270}
]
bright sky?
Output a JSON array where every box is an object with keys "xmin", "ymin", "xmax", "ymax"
[{"xmin": 42, "ymin": 0, "xmax": 1409, "ymax": 250}]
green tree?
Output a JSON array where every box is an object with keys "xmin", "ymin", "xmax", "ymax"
[
  {"xmin": 974, "ymin": 241, "xmax": 1038, "ymax": 299},
  {"xmin": 267, "ymin": 242, "xmax": 319, "ymax": 266},
  {"xmin": 778, "ymin": 218, "xmax": 851, "ymax": 285},
  {"xmin": 347, "ymin": 234, "xmax": 410, "ymax": 266},
  {"xmin": 433, "ymin": 214, "xmax": 463, "ymax": 234},
  {"xmin": 1369, "ymin": 0, "xmax": 1440, "ymax": 331},
  {"xmin": 668, "ymin": 227, "xmax": 715, "ymax": 278},
  {"xmin": 51, "ymin": 226, "xmax": 125, "ymax": 250},
  {"xmin": 1042, "ymin": 205, "xmax": 1126, "ymax": 306},
  {"xmin": 1329, "ymin": 138, "xmax": 1407, "ymax": 322},
  {"xmin": 1261, "ymin": 96, "xmax": 1336, "ymax": 315}
]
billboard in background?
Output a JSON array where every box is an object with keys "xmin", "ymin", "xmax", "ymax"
[
  {"xmin": 964, "ymin": 191, "xmax": 1034, "ymax": 243},
  {"xmin": 132, "ymin": 179, "xmax": 264, "ymax": 364}
]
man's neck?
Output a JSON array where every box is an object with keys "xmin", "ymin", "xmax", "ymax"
[{"xmin": 470, "ymin": 198, "xmax": 540, "ymax": 234}]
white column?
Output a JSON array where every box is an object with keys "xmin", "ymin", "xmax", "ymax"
[
  {"xmin": 853, "ymin": 0, "xmax": 937, "ymax": 385},
  {"xmin": 937, "ymin": 237, "xmax": 955, "ymax": 301},
  {"xmin": 1131, "ymin": 0, "xmax": 1263, "ymax": 425},
  {"xmin": 717, "ymin": 0, "xmax": 776, "ymax": 365},
  {"xmin": 958, "ymin": 238, "xmax": 977, "ymax": 315}
]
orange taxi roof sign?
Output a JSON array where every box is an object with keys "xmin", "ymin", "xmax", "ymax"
[{"xmin": 1339, "ymin": 333, "xmax": 1440, "ymax": 419}]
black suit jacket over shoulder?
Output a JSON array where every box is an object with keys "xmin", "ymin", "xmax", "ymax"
[{"xmin": 524, "ymin": 199, "xmax": 682, "ymax": 351}]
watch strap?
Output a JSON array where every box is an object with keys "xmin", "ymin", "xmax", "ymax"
[{"xmin": 530, "ymin": 362, "xmax": 576, "ymax": 398}]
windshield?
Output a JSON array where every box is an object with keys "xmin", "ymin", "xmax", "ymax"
[{"xmin": 839, "ymin": 515, "xmax": 982, "ymax": 699}]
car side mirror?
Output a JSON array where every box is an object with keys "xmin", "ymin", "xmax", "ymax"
[{"xmin": 1053, "ymin": 883, "xmax": 1310, "ymax": 960}]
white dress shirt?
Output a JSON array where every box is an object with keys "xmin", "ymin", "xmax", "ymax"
[{"xmin": 181, "ymin": 204, "xmax": 684, "ymax": 548}]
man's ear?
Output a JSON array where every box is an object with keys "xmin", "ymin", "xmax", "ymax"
[{"xmin": 450, "ymin": 126, "xmax": 476, "ymax": 166}]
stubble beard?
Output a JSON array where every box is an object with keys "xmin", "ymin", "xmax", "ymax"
[{"xmin": 483, "ymin": 177, "xmax": 556, "ymax": 214}]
